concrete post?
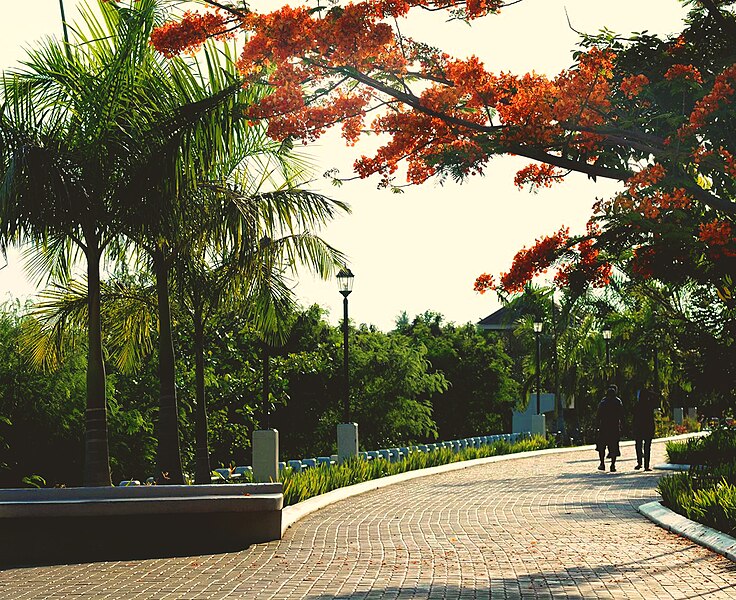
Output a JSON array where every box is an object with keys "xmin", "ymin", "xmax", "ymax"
[
  {"xmin": 687, "ymin": 407, "xmax": 698, "ymax": 422},
  {"xmin": 673, "ymin": 407, "xmax": 684, "ymax": 426},
  {"xmin": 531, "ymin": 414, "xmax": 546, "ymax": 437},
  {"xmin": 337, "ymin": 422, "xmax": 359, "ymax": 463},
  {"xmin": 253, "ymin": 429, "xmax": 279, "ymax": 483}
]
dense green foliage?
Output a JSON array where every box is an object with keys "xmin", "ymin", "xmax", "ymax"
[
  {"xmin": 0, "ymin": 299, "xmax": 524, "ymax": 485},
  {"xmin": 0, "ymin": 301, "xmax": 156, "ymax": 486},
  {"xmin": 395, "ymin": 311, "xmax": 518, "ymax": 440},
  {"xmin": 2, "ymin": 275, "xmax": 731, "ymax": 486},
  {"xmin": 659, "ymin": 425, "xmax": 736, "ymax": 536},
  {"xmin": 666, "ymin": 424, "xmax": 736, "ymax": 465},
  {"xmin": 658, "ymin": 472, "xmax": 736, "ymax": 537}
]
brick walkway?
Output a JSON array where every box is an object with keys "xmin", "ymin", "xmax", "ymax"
[{"xmin": 3, "ymin": 441, "xmax": 736, "ymax": 599}]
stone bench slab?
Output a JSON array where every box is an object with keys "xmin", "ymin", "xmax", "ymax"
[{"xmin": 0, "ymin": 484, "xmax": 283, "ymax": 566}]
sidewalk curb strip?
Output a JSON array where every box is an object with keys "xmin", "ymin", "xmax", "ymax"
[
  {"xmin": 654, "ymin": 463, "xmax": 690, "ymax": 471},
  {"xmin": 638, "ymin": 500, "xmax": 736, "ymax": 563}
]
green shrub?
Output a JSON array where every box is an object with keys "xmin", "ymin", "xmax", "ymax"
[
  {"xmin": 658, "ymin": 469, "xmax": 736, "ymax": 537},
  {"xmin": 665, "ymin": 440, "xmax": 695, "ymax": 464},
  {"xmin": 665, "ymin": 425, "xmax": 736, "ymax": 466},
  {"xmin": 280, "ymin": 436, "xmax": 554, "ymax": 506}
]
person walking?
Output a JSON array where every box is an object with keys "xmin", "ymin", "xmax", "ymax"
[
  {"xmin": 632, "ymin": 388, "xmax": 657, "ymax": 471},
  {"xmin": 596, "ymin": 384, "xmax": 624, "ymax": 472}
]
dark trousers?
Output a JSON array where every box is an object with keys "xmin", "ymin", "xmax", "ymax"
[{"xmin": 635, "ymin": 437, "xmax": 652, "ymax": 468}]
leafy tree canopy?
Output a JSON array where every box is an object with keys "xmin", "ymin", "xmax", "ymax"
[{"xmin": 148, "ymin": 0, "xmax": 735, "ymax": 336}]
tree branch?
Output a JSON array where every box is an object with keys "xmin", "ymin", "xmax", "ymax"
[{"xmin": 698, "ymin": 0, "xmax": 736, "ymax": 37}]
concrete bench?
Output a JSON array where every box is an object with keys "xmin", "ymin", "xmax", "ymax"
[{"xmin": 0, "ymin": 483, "xmax": 282, "ymax": 565}]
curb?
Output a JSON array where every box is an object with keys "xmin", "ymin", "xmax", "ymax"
[
  {"xmin": 638, "ymin": 501, "xmax": 736, "ymax": 562},
  {"xmin": 281, "ymin": 431, "xmax": 701, "ymax": 535},
  {"xmin": 654, "ymin": 463, "xmax": 690, "ymax": 471}
]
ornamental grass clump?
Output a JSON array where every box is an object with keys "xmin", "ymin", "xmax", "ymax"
[
  {"xmin": 665, "ymin": 423, "xmax": 736, "ymax": 466},
  {"xmin": 280, "ymin": 436, "xmax": 553, "ymax": 507},
  {"xmin": 658, "ymin": 469, "xmax": 736, "ymax": 537}
]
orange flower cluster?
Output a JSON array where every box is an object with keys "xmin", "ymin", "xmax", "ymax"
[
  {"xmin": 496, "ymin": 227, "xmax": 570, "ymax": 293},
  {"xmin": 621, "ymin": 164, "xmax": 694, "ymax": 220},
  {"xmin": 666, "ymin": 34, "xmax": 687, "ymax": 55},
  {"xmin": 699, "ymin": 220, "xmax": 736, "ymax": 259},
  {"xmin": 387, "ymin": 0, "xmax": 504, "ymax": 19},
  {"xmin": 681, "ymin": 63, "xmax": 736, "ymax": 135},
  {"xmin": 619, "ymin": 74, "xmax": 650, "ymax": 98},
  {"xmin": 473, "ymin": 273, "xmax": 495, "ymax": 294},
  {"xmin": 626, "ymin": 163, "xmax": 666, "ymax": 198},
  {"xmin": 369, "ymin": 0, "xmax": 503, "ymax": 19},
  {"xmin": 664, "ymin": 64, "xmax": 703, "ymax": 84},
  {"xmin": 718, "ymin": 148, "xmax": 736, "ymax": 179},
  {"xmin": 691, "ymin": 146, "xmax": 736, "ymax": 181},
  {"xmin": 349, "ymin": 47, "xmax": 614, "ymax": 183},
  {"xmin": 151, "ymin": 3, "xmax": 618, "ymax": 186},
  {"xmin": 554, "ymin": 222, "xmax": 611, "ymax": 289},
  {"xmin": 513, "ymin": 164, "xmax": 564, "ymax": 190},
  {"xmin": 150, "ymin": 10, "xmax": 232, "ymax": 58}
]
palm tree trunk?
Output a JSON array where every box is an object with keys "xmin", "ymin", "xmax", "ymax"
[
  {"xmin": 193, "ymin": 303, "xmax": 211, "ymax": 484},
  {"xmin": 153, "ymin": 246, "xmax": 184, "ymax": 484},
  {"xmin": 83, "ymin": 233, "xmax": 112, "ymax": 487}
]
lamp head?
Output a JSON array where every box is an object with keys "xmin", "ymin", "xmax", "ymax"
[
  {"xmin": 337, "ymin": 267, "xmax": 354, "ymax": 297},
  {"xmin": 533, "ymin": 321, "xmax": 543, "ymax": 333}
]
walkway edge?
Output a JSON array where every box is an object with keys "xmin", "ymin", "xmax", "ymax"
[
  {"xmin": 638, "ymin": 500, "xmax": 736, "ymax": 562},
  {"xmin": 281, "ymin": 432, "xmax": 700, "ymax": 535}
]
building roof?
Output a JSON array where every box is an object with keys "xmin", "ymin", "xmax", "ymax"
[{"xmin": 478, "ymin": 306, "xmax": 515, "ymax": 330}]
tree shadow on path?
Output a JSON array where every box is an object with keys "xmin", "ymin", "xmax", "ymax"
[{"xmin": 303, "ymin": 551, "xmax": 736, "ymax": 599}]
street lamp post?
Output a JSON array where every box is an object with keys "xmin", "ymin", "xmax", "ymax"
[
  {"xmin": 533, "ymin": 321, "xmax": 543, "ymax": 415},
  {"xmin": 337, "ymin": 268, "xmax": 354, "ymax": 423},
  {"xmin": 262, "ymin": 342, "xmax": 270, "ymax": 429},
  {"xmin": 603, "ymin": 329, "xmax": 612, "ymax": 379}
]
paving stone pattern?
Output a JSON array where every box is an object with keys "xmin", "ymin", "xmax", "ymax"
[{"xmin": 2, "ymin": 441, "xmax": 736, "ymax": 599}]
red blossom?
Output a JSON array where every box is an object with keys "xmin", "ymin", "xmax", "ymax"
[
  {"xmin": 631, "ymin": 247, "xmax": 656, "ymax": 279},
  {"xmin": 664, "ymin": 64, "xmax": 703, "ymax": 84},
  {"xmin": 495, "ymin": 227, "xmax": 570, "ymax": 293},
  {"xmin": 150, "ymin": 10, "xmax": 234, "ymax": 58},
  {"xmin": 619, "ymin": 74, "xmax": 649, "ymax": 98},
  {"xmin": 699, "ymin": 220, "xmax": 736, "ymax": 259},
  {"xmin": 473, "ymin": 273, "xmax": 496, "ymax": 294},
  {"xmin": 514, "ymin": 164, "xmax": 564, "ymax": 190}
]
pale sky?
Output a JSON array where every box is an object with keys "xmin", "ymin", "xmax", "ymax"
[{"xmin": 0, "ymin": 1, "xmax": 687, "ymax": 331}]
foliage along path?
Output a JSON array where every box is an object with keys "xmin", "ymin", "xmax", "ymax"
[{"xmin": 2, "ymin": 440, "xmax": 736, "ymax": 598}]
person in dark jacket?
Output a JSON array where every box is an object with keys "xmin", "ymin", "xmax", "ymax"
[
  {"xmin": 596, "ymin": 384, "xmax": 624, "ymax": 472},
  {"xmin": 632, "ymin": 388, "xmax": 657, "ymax": 471}
]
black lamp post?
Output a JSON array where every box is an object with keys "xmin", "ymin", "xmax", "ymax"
[
  {"xmin": 603, "ymin": 328, "xmax": 612, "ymax": 375},
  {"xmin": 262, "ymin": 342, "xmax": 270, "ymax": 429},
  {"xmin": 533, "ymin": 321, "xmax": 543, "ymax": 415},
  {"xmin": 337, "ymin": 267, "xmax": 354, "ymax": 423}
]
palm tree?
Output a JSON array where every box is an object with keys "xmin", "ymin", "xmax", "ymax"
[
  {"xmin": 174, "ymin": 180, "xmax": 347, "ymax": 483},
  {"xmin": 0, "ymin": 0, "xmax": 249, "ymax": 485},
  {"xmin": 0, "ymin": 1, "xmax": 164, "ymax": 485},
  {"xmin": 6, "ymin": 0, "xmax": 354, "ymax": 488},
  {"xmin": 111, "ymin": 35, "xmax": 348, "ymax": 482}
]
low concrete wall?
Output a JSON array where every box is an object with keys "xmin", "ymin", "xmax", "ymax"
[{"xmin": 0, "ymin": 483, "xmax": 282, "ymax": 565}]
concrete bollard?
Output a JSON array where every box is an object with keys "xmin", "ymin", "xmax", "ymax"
[
  {"xmin": 531, "ymin": 414, "xmax": 546, "ymax": 437},
  {"xmin": 253, "ymin": 429, "xmax": 279, "ymax": 483},
  {"xmin": 337, "ymin": 422, "xmax": 359, "ymax": 464}
]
